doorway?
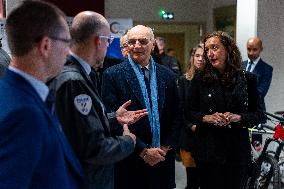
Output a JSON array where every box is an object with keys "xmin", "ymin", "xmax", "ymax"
[{"xmin": 136, "ymin": 22, "xmax": 204, "ymax": 73}]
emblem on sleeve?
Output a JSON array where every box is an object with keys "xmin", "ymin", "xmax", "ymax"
[{"xmin": 74, "ymin": 94, "xmax": 92, "ymax": 115}]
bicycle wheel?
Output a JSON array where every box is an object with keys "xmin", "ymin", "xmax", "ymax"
[
  {"xmin": 278, "ymin": 160, "xmax": 284, "ymax": 188},
  {"xmin": 248, "ymin": 154, "xmax": 281, "ymax": 189}
]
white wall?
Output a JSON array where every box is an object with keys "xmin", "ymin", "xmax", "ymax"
[
  {"xmin": 257, "ymin": 0, "xmax": 284, "ymax": 113},
  {"xmin": 236, "ymin": 0, "xmax": 258, "ymax": 59},
  {"xmin": 105, "ymin": 0, "xmax": 236, "ymax": 34},
  {"xmin": 6, "ymin": 0, "xmax": 23, "ymax": 15}
]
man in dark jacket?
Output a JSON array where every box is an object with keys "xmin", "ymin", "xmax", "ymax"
[
  {"xmin": 155, "ymin": 36, "xmax": 181, "ymax": 77},
  {"xmin": 242, "ymin": 37, "xmax": 273, "ymax": 111},
  {"xmin": 49, "ymin": 11, "xmax": 147, "ymax": 189},
  {"xmin": 0, "ymin": 1, "xmax": 84, "ymax": 188}
]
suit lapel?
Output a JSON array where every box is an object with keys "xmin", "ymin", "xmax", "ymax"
[
  {"xmin": 252, "ymin": 59, "xmax": 263, "ymax": 74},
  {"xmin": 123, "ymin": 62, "xmax": 165, "ymax": 114},
  {"xmin": 124, "ymin": 62, "xmax": 146, "ymax": 108},
  {"xmin": 156, "ymin": 64, "xmax": 165, "ymax": 114}
]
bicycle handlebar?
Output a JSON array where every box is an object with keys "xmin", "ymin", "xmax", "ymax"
[
  {"xmin": 274, "ymin": 111, "xmax": 284, "ymax": 115},
  {"xmin": 265, "ymin": 111, "xmax": 284, "ymax": 123},
  {"xmin": 257, "ymin": 123, "xmax": 275, "ymax": 131}
]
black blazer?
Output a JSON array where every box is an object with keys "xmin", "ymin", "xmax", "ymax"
[
  {"xmin": 187, "ymin": 71, "xmax": 265, "ymax": 164},
  {"xmin": 178, "ymin": 75, "xmax": 195, "ymax": 151}
]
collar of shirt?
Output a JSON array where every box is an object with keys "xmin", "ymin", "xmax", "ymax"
[
  {"xmin": 139, "ymin": 64, "xmax": 150, "ymax": 70},
  {"xmin": 70, "ymin": 52, "xmax": 91, "ymax": 75},
  {"xmin": 248, "ymin": 56, "xmax": 261, "ymax": 66},
  {"xmin": 247, "ymin": 56, "xmax": 261, "ymax": 72},
  {"xmin": 8, "ymin": 66, "xmax": 49, "ymax": 101}
]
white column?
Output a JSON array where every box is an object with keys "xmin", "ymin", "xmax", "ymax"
[{"xmin": 236, "ymin": 0, "xmax": 258, "ymax": 60}]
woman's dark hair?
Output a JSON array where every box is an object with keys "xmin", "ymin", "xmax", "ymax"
[{"xmin": 203, "ymin": 31, "xmax": 242, "ymax": 86}]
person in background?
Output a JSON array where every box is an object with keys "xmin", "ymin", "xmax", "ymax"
[
  {"xmin": 155, "ymin": 36, "xmax": 181, "ymax": 77},
  {"xmin": 49, "ymin": 11, "xmax": 147, "ymax": 189},
  {"xmin": 178, "ymin": 44, "xmax": 204, "ymax": 189},
  {"xmin": 242, "ymin": 37, "xmax": 273, "ymax": 112},
  {"xmin": 120, "ymin": 34, "xmax": 128, "ymax": 58},
  {"xmin": 242, "ymin": 37, "xmax": 273, "ymax": 151},
  {"xmin": 0, "ymin": 1, "xmax": 84, "ymax": 188},
  {"xmin": 0, "ymin": 39, "xmax": 11, "ymax": 78},
  {"xmin": 187, "ymin": 31, "xmax": 265, "ymax": 189},
  {"xmin": 167, "ymin": 48, "xmax": 176, "ymax": 57},
  {"xmin": 102, "ymin": 25, "xmax": 181, "ymax": 189},
  {"xmin": 94, "ymin": 35, "xmax": 127, "ymax": 92}
]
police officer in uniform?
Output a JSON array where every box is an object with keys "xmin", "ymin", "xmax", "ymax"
[{"xmin": 49, "ymin": 11, "xmax": 147, "ymax": 189}]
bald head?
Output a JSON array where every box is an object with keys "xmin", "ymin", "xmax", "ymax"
[
  {"xmin": 247, "ymin": 37, "xmax": 263, "ymax": 61},
  {"xmin": 71, "ymin": 11, "xmax": 109, "ymax": 45},
  {"xmin": 247, "ymin": 37, "xmax": 263, "ymax": 48},
  {"xmin": 127, "ymin": 25, "xmax": 154, "ymax": 41},
  {"xmin": 127, "ymin": 25, "xmax": 155, "ymax": 66}
]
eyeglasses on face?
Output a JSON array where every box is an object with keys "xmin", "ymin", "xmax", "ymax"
[
  {"xmin": 98, "ymin": 35, "xmax": 114, "ymax": 45},
  {"xmin": 49, "ymin": 36, "xmax": 72, "ymax": 44},
  {"xmin": 127, "ymin": 38, "xmax": 150, "ymax": 46}
]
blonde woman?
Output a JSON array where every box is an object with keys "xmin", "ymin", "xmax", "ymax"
[{"xmin": 179, "ymin": 44, "xmax": 204, "ymax": 189}]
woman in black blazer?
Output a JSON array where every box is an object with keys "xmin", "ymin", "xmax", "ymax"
[
  {"xmin": 179, "ymin": 44, "xmax": 204, "ymax": 189},
  {"xmin": 187, "ymin": 31, "xmax": 265, "ymax": 189}
]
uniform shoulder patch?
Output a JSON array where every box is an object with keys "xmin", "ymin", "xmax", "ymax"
[{"xmin": 74, "ymin": 94, "xmax": 92, "ymax": 115}]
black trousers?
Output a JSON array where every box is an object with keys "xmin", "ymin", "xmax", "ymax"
[{"xmin": 196, "ymin": 160, "xmax": 249, "ymax": 189}]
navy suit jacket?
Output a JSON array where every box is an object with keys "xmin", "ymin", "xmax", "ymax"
[
  {"xmin": 101, "ymin": 60, "xmax": 181, "ymax": 189},
  {"xmin": 0, "ymin": 70, "xmax": 84, "ymax": 189},
  {"xmin": 242, "ymin": 58, "xmax": 273, "ymax": 110}
]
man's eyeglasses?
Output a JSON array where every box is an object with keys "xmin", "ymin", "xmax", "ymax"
[
  {"xmin": 127, "ymin": 38, "xmax": 150, "ymax": 46},
  {"xmin": 98, "ymin": 35, "xmax": 114, "ymax": 45},
  {"xmin": 49, "ymin": 36, "xmax": 72, "ymax": 44}
]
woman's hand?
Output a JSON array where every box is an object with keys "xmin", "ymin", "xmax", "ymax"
[
  {"xmin": 223, "ymin": 112, "xmax": 241, "ymax": 123},
  {"xmin": 202, "ymin": 112, "xmax": 229, "ymax": 126}
]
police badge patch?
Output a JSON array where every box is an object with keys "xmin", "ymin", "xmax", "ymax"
[{"xmin": 74, "ymin": 94, "xmax": 92, "ymax": 115}]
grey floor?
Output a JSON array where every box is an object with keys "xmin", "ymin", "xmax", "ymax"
[{"xmin": 175, "ymin": 161, "xmax": 187, "ymax": 189}]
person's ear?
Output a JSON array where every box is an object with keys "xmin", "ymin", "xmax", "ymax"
[
  {"xmin": 94, "ymin": 36, "xmax": 101, "ymax": 47},
  {"xmin": 38, "ymin": 36, "xmax": 52, "ymax": 58}
]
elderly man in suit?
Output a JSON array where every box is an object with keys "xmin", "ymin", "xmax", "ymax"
[
  {"xmin": 101, "ymin": 25, "xmax": 181, "ymax": 189},
  {"xmin": 242, "ymin": 37, "xmax": 273, "ymax": 111},
  {"xmin": 0, "ymin": 1, "xmax": 84, "ymax": 188}
]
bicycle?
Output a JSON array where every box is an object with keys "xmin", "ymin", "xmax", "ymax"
[{"xmin": 246, "ymin": 111, "xmax": 284, "ymax": 189}]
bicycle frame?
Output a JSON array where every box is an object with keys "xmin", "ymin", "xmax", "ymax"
[{"xmin": 259, "ymin": 137, "xmax": 284, "ymax": 161}]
